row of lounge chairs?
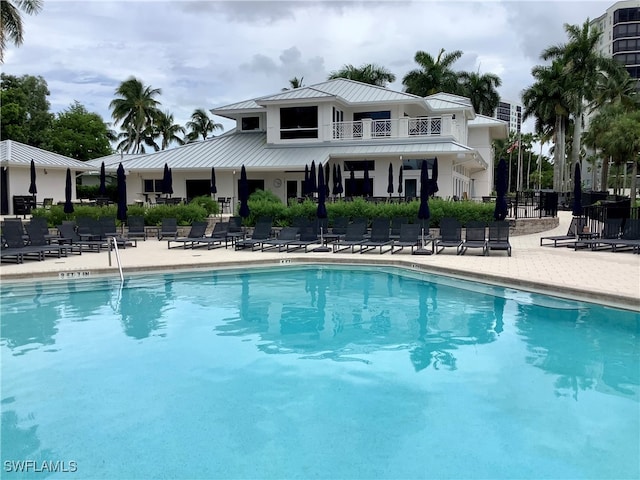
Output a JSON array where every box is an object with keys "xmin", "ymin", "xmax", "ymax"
[
  {"xmin": 540, "ymin": 216, "xmax": 640, "ymax": 254},
  {"xmin": 0, "ymin": 216, "xmax": 140, "ymax": 264},
  {"xmin": 164, "ymin": 217, "xmax": 512, "ymax": 256}
]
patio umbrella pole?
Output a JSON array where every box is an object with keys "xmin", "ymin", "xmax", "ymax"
[
  {"xmin": 313, "ymin": 226, "xmax": 331, "ymax": 252},
  {"xmin": 414, "ymin": 227, "xmax": 432, "ymax": 255}
]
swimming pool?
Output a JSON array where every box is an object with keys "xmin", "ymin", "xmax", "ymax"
[{"xmin": 1, "ymin": 265, "xmax": 639, "ymax": 479}]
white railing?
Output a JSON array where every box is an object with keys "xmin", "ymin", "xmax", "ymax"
[
  {"xmin": 331, "ymin": 116, "xmax": 445, "ymax": 141},
  {"xmin": 108, "ymin": 237, "xmax": 124, "ymax": 284}
]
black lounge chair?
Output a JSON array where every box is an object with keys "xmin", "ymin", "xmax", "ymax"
[
  {"xmin": 158, "ymin": 218, "xmax": 178, "ymax": 240},
  {"xmin": 235, "ymin": 221, "xmax": 273, "ymax": 251},
  {"xmin": 360, "ymin": 218, "xmax": 393, "ymax": 254},
  {"xmin": 100, "ymin": 217, "xmax": 137, "ymax": 248},
  {"xmin": 194, "ymin": 221, "xmax": 229, "ymax": 250},
  {"xmin": 1, "ymin": 221, "xmax": 49, "ymax": 262},
  {"xmin": 261, "ymin": 227, "xmax": 299, "ymax": 252},
  {"xmin": 391, "ymin": 223, "xmax": 421, "ymax": 254},
  {"xmin": 29, "ymin": 216, "xmax": 59, "ymax": 243},
  {"xmin": 486, "ymin": 221, "xmax": 512, "ymax": 256},
  {"xmin": 435, "ymin": 217, "xmax": 463, "ymax": 254},
  {"xmin": 225, "ymin": 216, "xmax": 245, "ymax": 246},
  {"xmin": 390, "ymin": 216, "xmax": 409, "ymax": 240},
  {"xmin": 57, "ymin": 223, "xmax": 105, "ymax": 252},
  {"xmin": 332, "ymin": 222, "xmax": 367, "ymax": 253},
  {"xmin": 24, "ymin": 222, "xmax": 68, "ymax": 259},
  {"xmin": 322, "ymin": 216, "xmax": 348, "ymax": 244},
  {"xmin": 540, "ymin": 217, "xmax": 586, "ymax": 247},
  {"xmin": 127, "ymin": 215, "xmax": 147, "ymax": 241},
  {"xmin": 576, "ymin": 217, "xmax": 624, "ymax": 251},
  {"xmin": 460, "ymin": 221, "xmax": 487, "ymax": 256},
  {"xmin": 605, "ymin": 218, "xmax": 640, "ymax": 253},
  {"xmin": 285, "ymin": 225, "xmax": 320, "ymax": 253},
  {"xmin": 168, "ymin": 221, "xmax": 207, "ymax": 249}
]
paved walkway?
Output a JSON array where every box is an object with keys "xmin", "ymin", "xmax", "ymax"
[{"xmin": 2, "ymin": 212, "xmax": 639, "ymax": 311}]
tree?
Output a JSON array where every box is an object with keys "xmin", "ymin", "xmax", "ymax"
[
  {"xmin": 186, "ymin": 108, "xmax": 223, "ymax": 142},
  {"xmin": 522, "ymin": 61, "xmax": 572, "ymax": 191},
  {"xmin": 458, "ymin": 71, "xmax": 502, "ymax": 116},
  {"xmin": 328, "ymin": 64, "xmax": 396, "ymax": 87},
  {"xmin": 155, "ymin": 111, "xmax": 185, "ymax": 150},
  {"xmin": 598, "ymin": 110, "xmax": 640, "ymax": 202},
  {"xmin": 402, "ymin": 48, "xmax": 463, "ymax": 96},
  {"xmin": 0, "ymin": 0, "xmax": 43, "ymax": 63},
  {"xmin": 45, "ymin": 101, "xmax": 113, "ymax": 160},
  {"xmin": 542, "ymin": 20, "xmax": 619, "ymax": 189},
  {"xmin": 282, "ymin": 76, "xmax": 305, "ymax": 91},
  {"xmin": 0, "ymin": 73, "xmax": 53, "ymax": 147},
  {"xmin": 109, "ymin": 77, "xmax": 162, "ymax": 154}
]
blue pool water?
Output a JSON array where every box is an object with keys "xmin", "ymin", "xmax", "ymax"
[{"xmin": 1, "ymin": 266, "xmax": 639, "ymax": 479}]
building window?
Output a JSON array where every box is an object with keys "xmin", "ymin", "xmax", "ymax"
[
  {"xmin": 241, "ymin": 117, "xmax": 260, "ymax": 131},
  {"xmin": 280, "ymin": 106, "xmax": 318, "ymax": 139},
  {"xmin": 144, "ymin": 179, "xmax": 163, "ymax": 193}
]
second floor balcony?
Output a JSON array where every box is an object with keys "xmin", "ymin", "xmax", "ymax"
[{"xmin": 330, "ymin": 115, "xmax": 462, "ymax": 142}]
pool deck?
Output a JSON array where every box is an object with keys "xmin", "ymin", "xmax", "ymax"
[{"xmin": 2, "ymin": 211, "xmax": 639, "ymax": 311}]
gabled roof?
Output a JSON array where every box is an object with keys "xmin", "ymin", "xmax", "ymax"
[
  {"xmin": 91, "ymin": 131, "xmax": 480, "ymax": 172},
  {"xmin": 213, "ymin": 78, "xmax": 427, "ymax": 117},
  {"xmin": 425, "ymin": 92, "xmax": 474, "ymax": 114},
  {"xmin": 0, "ymin": 140, "xmax": 92, "ymax": 170},
  {"xmin": 85, "ymin": 153, "xmax": 145, "ymax": 169},
  {"xmin": 469, "ymin": 115, "xmax": 509, "ymax": 138}
]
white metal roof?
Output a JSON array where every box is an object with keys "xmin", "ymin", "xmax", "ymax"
[
  {"xmin": 0, "ymin": 140, "xmax": 93, "ymax": 170},
  {"xmin": 90, "ymin": 132, "xmax": 481, "ymax": 172}
]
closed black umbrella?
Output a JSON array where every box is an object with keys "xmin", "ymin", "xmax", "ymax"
[
  {"xmin": 162, "ymin": 163, "xmax": 173, "ymax": 197},
  {"xmin": 303, "ymin": 164, "xmax": 309, "ymax": 197},
  {"xmin": 430, "ymin": 157, "xmax": 439, "ymax": 196},
  {"xmin": 494, "ymin": 158, "xmax": 508, "ymax": 221},
  {"xmin": 572, "ymin": 162, "xmax": 582, "ymax": 217},
  {"xmin": 362, "ymin": 163, "xmax": 371, "ymax": 197},
  {"xmin": 315, "ymin": 162, "xmax": 330, "ymax": 252},
  {"xmin": 64, "ymin": 168, "xmax": 74, "ymax": 214},
  {"xmin": 116, "ymin": 163, "xmax": 127, "ymax": 223},
  {"xmin": 309, "ymin": 161, "xmax": 317, "ymax": 194},
  {"xmin": 332, "ymin": 164, "xmax": 338, "ymax": 196},
  {"xmin": 210, "ymin": 167, "xmax": 217, "ymax": 195},
  {"xmin": 415, "ymin": 160, "xmax": 431, "ymax": 255},
  {"xmin": 398, "ymin": 165, "xmax": 403, "ymax": 199},
  {"xmin": 349, "ymin": 168, "xmax": 356, "ymax": 196},
  {"xmin": 28, "ymin": 159, "xmax": 37, "ymax": 203},
  {"xmin": 238, "ymin": 165, "xmax": 250, "ymax": 219},
  {"xmin": 336, "ymin": 164, "xmax": 343, "ymax": 197},
  {"xmin": 325, "ymin": 163, "xmax": 330, "ymax": 197},
  {"xmin": 99, "ymin": 161, "xmax": 107, "ymax": 196},
  {"xmin": 317, "ymin": 163, "xmax": 327, "ymax": 220},
  {"xmin": 387, "ymin": 163, "xmax": 394, "ymax": 198}
]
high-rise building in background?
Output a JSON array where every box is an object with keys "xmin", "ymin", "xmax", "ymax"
[
  {"xmin": 494, "ymin": 99, "xmax": 522, "ymax": 133},
  {"xmin": 591, "ymin": 0, "xmax": 640, "ymax": 87}
]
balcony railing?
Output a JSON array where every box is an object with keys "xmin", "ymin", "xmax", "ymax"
[{"xmin": 331, "ymin": 116, "xmax": 449, "ymax": 141}]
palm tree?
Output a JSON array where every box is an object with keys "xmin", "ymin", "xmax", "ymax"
[
  {"xmin": 542, "ymin": 20, "xmax": 619, "ymax": 186},
  {"xmin": 110, "ymin": 77, "xmax": 162, "ymax": 154},
  {"xmin": 522, "ymin": 61, "xmax": 571, "ymax": 191},
  {"xmin": 590, "ymin": 65, "xmax": 639, "ymax": 113},
  {"xmin": 186, "ymin": 108, "xmax": 223, "ymax": 142},
  {"xmin": 600, "ymin": 110, "xmax": 640, "ymax": 203},
  {"xmin": 402, "ymin": 48, "xmax": 463, "ymax": 96},
  {"xmin": 155, "ymin": 111, "xmax": 185, "ymax": 150},
  {"xmin": 0, "ymin": 0, "xmax": 43, "ymax": 63},
  {"xmin": 458, "ymin": 71, "xmax": 502, "ymax": 116},
  {"xmin": 328, "ymin": 64, "xmax": 396, "ymax": 87},
  {"xmin": 282, "ymin": 76, "xmax": 305, "ymax": 91}
]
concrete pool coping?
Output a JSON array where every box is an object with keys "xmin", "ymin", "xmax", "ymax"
[{"xmin": 2, "ymin": 211, "xmax": 639, "ymax": 312}]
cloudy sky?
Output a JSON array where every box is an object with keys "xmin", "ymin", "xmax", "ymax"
[{"xmin": 3, "ymin": 0, "xmax": 613, "ymax": 135}]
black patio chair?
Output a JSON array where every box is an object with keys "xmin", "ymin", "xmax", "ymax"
[
  {"xmin": 332, "ymin": 222, "xmax": 367, "ymax": 253},
  {"xmin": 261, "ymin": 227, "xmax": 299, "ymax": 252},
  {"xmin": 486, "ymin": 221, "xmax": 512, "ymax": 256},
  {"xmin": 158, "ymin": 218, "xmax": 178, "ymax": 240},
  {"xmin": 235, "ymin": 220, "xmax": 273, "ymax": 251},
  {"xmin": 435, "ymin": 217, "xmax": 463, "ymax": 254},
  {"xmin": 391, "ymin": 223, "xmax": 421, "ymax": 254},
  {"xmin": 286, "ymin": 225, "xmax": 320, "ymax": 253},
  {"xmin": 127, "ymin": 215, "xmax": 147, "ymax": 241},
  {"xmin": 168, "ymin": 221, "xmax": 207, "ymax": 249},
  {"xmin": 359, "ymin": 218, "xmax": 393, "ymax": 254},
  {"xmin": 194, "ymin": 221, "xmax": 230, "ymax": 250},
  {"xmin": 460, "ymin": 221, "xmax": 487, "ymax": 256}
]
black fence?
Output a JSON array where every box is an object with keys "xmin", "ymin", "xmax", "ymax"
[{"xmin": 508, "ymin": 191, "xmax": 558, "ymax": 219}]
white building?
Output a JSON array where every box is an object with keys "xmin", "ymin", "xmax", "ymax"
[
  {"xmin": 89, "ymin": 79, "xmax": 508, "ymax": 206},
  {"xmin": 1, "ymin": 79, "xmax": 508, "ymax": 215},
  {"xmin": 494, "ymin": 99, "xmax": 522, "ymax": 133},
  {"xmin": 591, "ymin": 0, "xmax": 640, "ymax": 87}
]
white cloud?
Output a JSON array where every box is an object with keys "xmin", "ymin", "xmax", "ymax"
[{"xmin": 2, "ymin": 0, "xmax": 614, "ymax": 137}]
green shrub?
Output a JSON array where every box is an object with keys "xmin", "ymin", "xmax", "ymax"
[
  {"xmin": 143, "ymin": 204, "xmax": 208, "ymax": 226},
  {"xmin": 249, "ymin": 189, "xmax": 282, "ymax": 204},
  {"xmin": 190, "ymin": 195, "xmax": 219, "ymax": 216}
]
